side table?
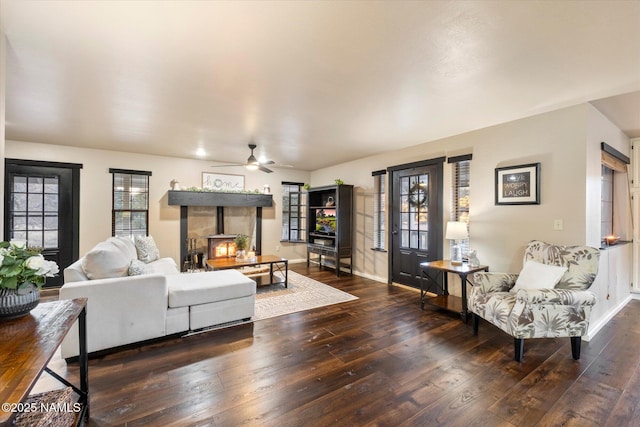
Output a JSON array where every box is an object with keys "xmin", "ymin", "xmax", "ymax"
[
  {"xmin": 0, "ymin": 298, "xmax": 89, "ymax": 426},
  {"xmin": 419, "ymin": 260, "xmax": 488, "ymax": 323}
]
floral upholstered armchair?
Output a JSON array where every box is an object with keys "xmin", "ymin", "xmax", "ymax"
[{"xmin": 468, "ymin": 240, "xmax": 600, "ymax": 362}]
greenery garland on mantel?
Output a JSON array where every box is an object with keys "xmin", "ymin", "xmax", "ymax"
[{"xmin": 178, "ymin": 187, "xmax": 264, "ymax": 194}]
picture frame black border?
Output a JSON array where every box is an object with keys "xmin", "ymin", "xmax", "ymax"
[{"xmin": 495, "ymin": 162, "xmax": 541, "ymax": 205}]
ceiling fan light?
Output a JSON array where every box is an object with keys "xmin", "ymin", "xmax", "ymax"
[{"xmin": 245, "ymin": 163, "xmax": 259, "ymax": 171}]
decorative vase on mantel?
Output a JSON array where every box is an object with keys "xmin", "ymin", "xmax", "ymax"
[{"xmin": 0, "ymin": 282, "xmax": 40, "ymax": 320}]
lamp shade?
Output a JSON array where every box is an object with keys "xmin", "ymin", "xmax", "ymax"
[{"xmin": 445, "ymin": 221, "xmax": 468, "ymax": 240}]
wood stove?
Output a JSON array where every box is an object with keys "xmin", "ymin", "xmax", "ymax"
[{"xmin": 206, "ymin": 234, "xmax": 238, "ymax": 259}]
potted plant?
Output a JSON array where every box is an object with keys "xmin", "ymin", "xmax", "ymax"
[
  {"xmin": 234, "ymin": 234, "xmax": 249, "ymax": 260},
  {"xmin": 0, "ymin": 240, "xmax": 59, "ymax": 319}
]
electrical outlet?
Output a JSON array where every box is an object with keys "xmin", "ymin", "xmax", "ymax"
[
  {"xmin": 275, "ymin": 245, "xmax": 280, "ymax": 252},
  {"xmin": 553, "ymin": 219, "xmax": 563, "ymax": 230}
]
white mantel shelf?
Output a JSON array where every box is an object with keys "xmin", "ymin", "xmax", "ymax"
[{"xmin": 168, "ymin": 190, "xmax": 273, "ymax": 207}]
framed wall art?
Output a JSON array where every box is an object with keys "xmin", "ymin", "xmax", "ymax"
[
  {"xmin": 495, "ymin": 163, "xmax": 540, "ymax": 205},
  {"xmin": 202, "ymin": 172, "xmax": 245, "ymax": 191}
]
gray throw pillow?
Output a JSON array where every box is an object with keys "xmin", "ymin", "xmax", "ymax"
[{"xmin": 135, "ymin": 235, "xmax": 160, "ymax": 263}]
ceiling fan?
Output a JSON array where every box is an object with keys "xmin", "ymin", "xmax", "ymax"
[{"xmin": 211, "ymin": 143, "xmax": 275, "ymax": 173}]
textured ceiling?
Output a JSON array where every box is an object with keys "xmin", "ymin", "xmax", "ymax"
[{"xmin": 3, "ymin": 1, "xmax": 640, "ymax": 171}]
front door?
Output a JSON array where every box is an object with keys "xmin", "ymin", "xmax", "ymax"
[
  {"xmin": 389, "ymin": 158, "xmax": 443, "ymax": 288},
  {"xmin": 5, "ymin": 159, "xmax": 82, "ymax": 287}
]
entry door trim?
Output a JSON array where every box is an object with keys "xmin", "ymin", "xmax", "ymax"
[
  {"xmin": 387, "ymin": 156, "xmax": 445, "ymax": 285},
  {"xmin": 4, "ymin": 158, "xmax": 82, "ymax": 266}
]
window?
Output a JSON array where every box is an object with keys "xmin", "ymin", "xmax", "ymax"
[
  {"xmin": 600, "ymin": 142, "xmax": 630, "ymax": 244},
  {"xmin": 372, "ymin": 170, "xmax": 386, "ymax": 250},
  {"xmin": 281, "ymin": 182, "xmax": 306, "ymax": 242},
  {"xmin": 110, "ymin": 169, "xmax": 151, "ymax": 238},
  {"xmin": 449, "ymin": 155, "xmax": 471, "ymax": 257},
  {"xmin": 601, "ymin": 165, "xmax": 614, "ymax": 238}
]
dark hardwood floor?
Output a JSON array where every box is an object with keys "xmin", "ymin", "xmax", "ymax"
[{"xmin": 44, "ymin": 264, "xmax": 640, "ymax": 426}]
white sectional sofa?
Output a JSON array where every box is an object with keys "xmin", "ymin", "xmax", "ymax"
[{"xmin": 59, "ymin": 237, "xmax": 256, "ymax": 358}]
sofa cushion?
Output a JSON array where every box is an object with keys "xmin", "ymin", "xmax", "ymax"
[
  {"xmin": 81, "ymin": 241, "xmax": 130, "ymax": 279},
  {"xmin": 135, "ymin": 235, "xmax": 160, "ymax": 263},
  {"xmin": 511, "ymin": 260, "xmax": 567, "ymax": 293},
  {"xmin": 167, "ymin": 270, "xmax": 256, "ymax": 308},
  {"xmin": 146, "ymin": 258, "xmax": 180, "ymax": 275}
]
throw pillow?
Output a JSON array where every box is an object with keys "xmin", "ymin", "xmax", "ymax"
[
  {"xmin": 128, "ymin": 259, "xmax": 147, "ymax": 276},
  {"xmin": 81, "ymin": 241, "xmax": 130, "ymax": 279},
  {"xmin": 135, "ymin": 235, "xmax": 160, "ymax": 263},
  {"xmin": 511, "ymin": 260, "xmax": 567, "ymax": 293}
]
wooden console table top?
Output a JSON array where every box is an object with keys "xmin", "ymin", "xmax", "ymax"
[{"xmin": 0, "ymin": 298, "xmax": 88, "ymax": 426}]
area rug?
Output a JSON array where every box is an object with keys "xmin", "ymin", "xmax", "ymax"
[
  {"xmin": 253, "ymin": 270, "xmax": 358, "ymax": 321},
  {"xmin": 185, "ymin": 271, "xmax": 358, "ymax": 335}
]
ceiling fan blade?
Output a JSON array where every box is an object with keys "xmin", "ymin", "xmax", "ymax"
[
  {"xmin": 261, "ymin": 160, "xmax": 275, "ymax": 165},
  {"xmin": 258, "ymin": 165, "xmax": 274, "ymax": 173},
  {"xmin": 210, "ymin": 163, "xmax": 244, "ymax": 168}
]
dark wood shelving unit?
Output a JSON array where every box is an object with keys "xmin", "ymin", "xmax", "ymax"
[{"xmin": 306, "ymin": 184, "xmax": 353, "ymax": 276}]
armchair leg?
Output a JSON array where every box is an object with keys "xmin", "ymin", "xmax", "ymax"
[
  {"xmin": 472, "ymin": 313, "xmax": 479, "ymax": 335},
  {"xmin": 514, "ymin": 338, "xmax": 524, "ymax": 362},
  {"xmin": 571, "ymin": 336, "xmax": 581, "ymax": 360}
]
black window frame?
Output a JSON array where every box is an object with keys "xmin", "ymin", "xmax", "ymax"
[
  {"xmin": 281, "ymin": 182, "xmax": 307, "ymax": 243},
  {"xmin": 110, "ymin": 168, "xmax": 152, "ymax": 238}
]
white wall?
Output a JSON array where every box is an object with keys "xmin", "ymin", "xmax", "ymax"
[{"xmin": 5, "ymin": 141, "xmax": 310, "ymax": 264}]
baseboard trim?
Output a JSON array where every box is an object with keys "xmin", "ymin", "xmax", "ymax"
[{"xmin": 584, "ymin": 295, "xmax": 633, "ymax": 341}]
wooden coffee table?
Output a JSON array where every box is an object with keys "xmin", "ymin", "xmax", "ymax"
[{"xmin": 206, "ymin": 255, "xmax": 288, "ymax": 287}]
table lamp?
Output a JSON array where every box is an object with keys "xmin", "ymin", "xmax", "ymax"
[{"xmin": 446, "ymin": 221, "xmax": 468, "ymax": 266}]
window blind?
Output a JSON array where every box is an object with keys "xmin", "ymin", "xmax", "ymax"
[
  {"xmin": 449, "ymin": 155, "xmax": 471, "ymax": 258},
  {"xmin": 372, "ymin": 170, "xmax": 386, "ymax": 250}
]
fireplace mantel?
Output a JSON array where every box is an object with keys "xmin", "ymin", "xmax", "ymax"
[
  {"xmin": 168, "ymin": 190, "xmax": 272, "ymax": 270},
  {"xmin": 168, "ymin": 190, "xmax": 272, "ymax": 207}
]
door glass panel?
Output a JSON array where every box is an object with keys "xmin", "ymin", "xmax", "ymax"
[
  {"xmin": 13, "ymin": 215, "xmax": 27, "ymax": 230},
  {"xmin": 13, "ymin": 194, "xmax": 26, "ymax": 211},
  {"xmin": 401, "ymin": 230, "xmax": 409, "ymax": 247},
  {"xmin": 9, "ymin": 175, "xmax": 59, "ymax": 249},
  {"xmin": 28, "ymin": 215, "xmax": 43, "ymax": 230},
  {"xmin": 28, "ymin": 177, "xmax": 43, "ymax": 193},
  {"xmin": 44, "ymin": 231, "xmax": 58, "ymax": 248},
  {"xmin": 400, "ymin": 172, "xmax": 429, "ymax": 250},
  {"xmin": 44, "ymin": 177, "xmax": 58, "ymax": 193},
  {"xmin": 12, "ymin": 231, "xmax": 27, "ymax": 241},
  {"xmin": 44, "ymin": 215, "xmax": 58, "ymax": 230},
  {"xmin": 14, "ymin": 176, "xmax": 27, "ymax": 192},
  {"xmin": 44, "ymin": 194, "xmax": 58, "ymax": 211},
  {"xmin": 28, "ymin": 194, "xmax": 43, "ymax": 211},
  {"xmin": 28, "ymin": 233, "xmax": 43, "ymax": 248}
]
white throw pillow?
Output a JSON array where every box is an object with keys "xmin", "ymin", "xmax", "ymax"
[
  {"xmin": 107, "ymin": 236, "xmax": 138, "ymax": 260},
  {"xmin": 135, "ymin": 235, "xmax": 160, "ymax": 263},
  {"xmin": 81, "ymin": 241, "xmax": 131, "ymax": 279},
  {"xmin": 511, "ymin": 260, "xmax": 567, "ymax": 293}
]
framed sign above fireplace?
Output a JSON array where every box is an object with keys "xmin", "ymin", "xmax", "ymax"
[{"xmin": 202, "ymin": 172, "xmax": 244, "ymax": 191}]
